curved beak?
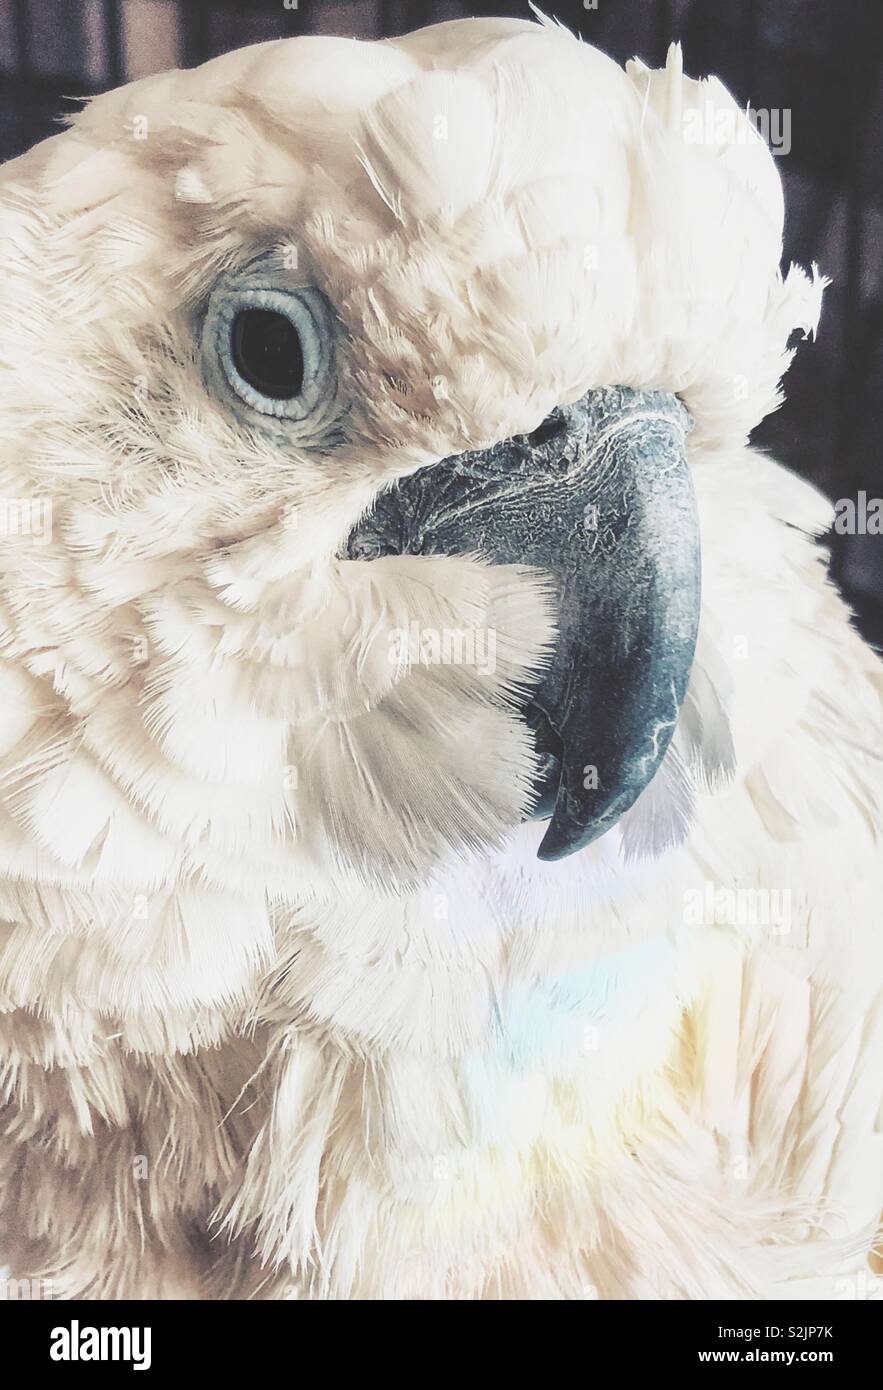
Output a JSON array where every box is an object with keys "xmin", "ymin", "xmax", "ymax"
[{"xmin": 344, "ymin": 386, "xmax": 701, "ymax": 861}]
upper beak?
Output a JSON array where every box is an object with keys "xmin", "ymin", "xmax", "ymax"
[{"xmin": 344, "ymin": 385, "xmax": 701, "ymax": 861}]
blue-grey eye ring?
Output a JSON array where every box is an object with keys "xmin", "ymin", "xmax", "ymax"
[{"xmin": 203, "ymin": 278, "xmax": 338, "ymax": 428}]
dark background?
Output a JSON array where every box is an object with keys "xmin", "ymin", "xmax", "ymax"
[{"xmin": 1, "ymin": 0, "xmax": 881, "ymax": 644}]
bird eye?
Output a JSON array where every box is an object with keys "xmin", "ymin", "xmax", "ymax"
[
  {"xmin": 202, "ymin": 265, "xmax": 340, "ymax": 435},
  {"xmin": 231, "ymin": 308, "xmax": 304, "ymax": 401}
]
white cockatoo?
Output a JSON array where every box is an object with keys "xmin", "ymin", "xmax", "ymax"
[{"xmin": 0, "ymin": 14, "xmax": 880, "ymax": 1301}]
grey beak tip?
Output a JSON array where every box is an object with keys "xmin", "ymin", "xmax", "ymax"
[{"xmin": 536, "ymin": 832, "xmax": 572, "ymax": 863}]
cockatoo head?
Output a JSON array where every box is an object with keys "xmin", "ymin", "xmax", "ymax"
[{"xmin": 0, "ymin": 15, "xmax": 824, "ymax": 896}]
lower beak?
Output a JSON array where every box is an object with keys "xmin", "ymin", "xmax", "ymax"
[{"xmin": 344, "ymin": 385, "xmax": 701, "ymax": 861}]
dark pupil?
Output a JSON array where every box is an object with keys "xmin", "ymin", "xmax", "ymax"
[{"xmin": 231, "ymin": 308, "xmax": 304, "ymax": 400}]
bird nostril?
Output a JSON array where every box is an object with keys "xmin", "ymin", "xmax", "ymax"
[
  {"xmin": 348, "ymin": 535, "xmax": 387, "ymax": 561},
  {"xmin": 524, "ymin": 412, "xmax": 567, "ymax": 449}
]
